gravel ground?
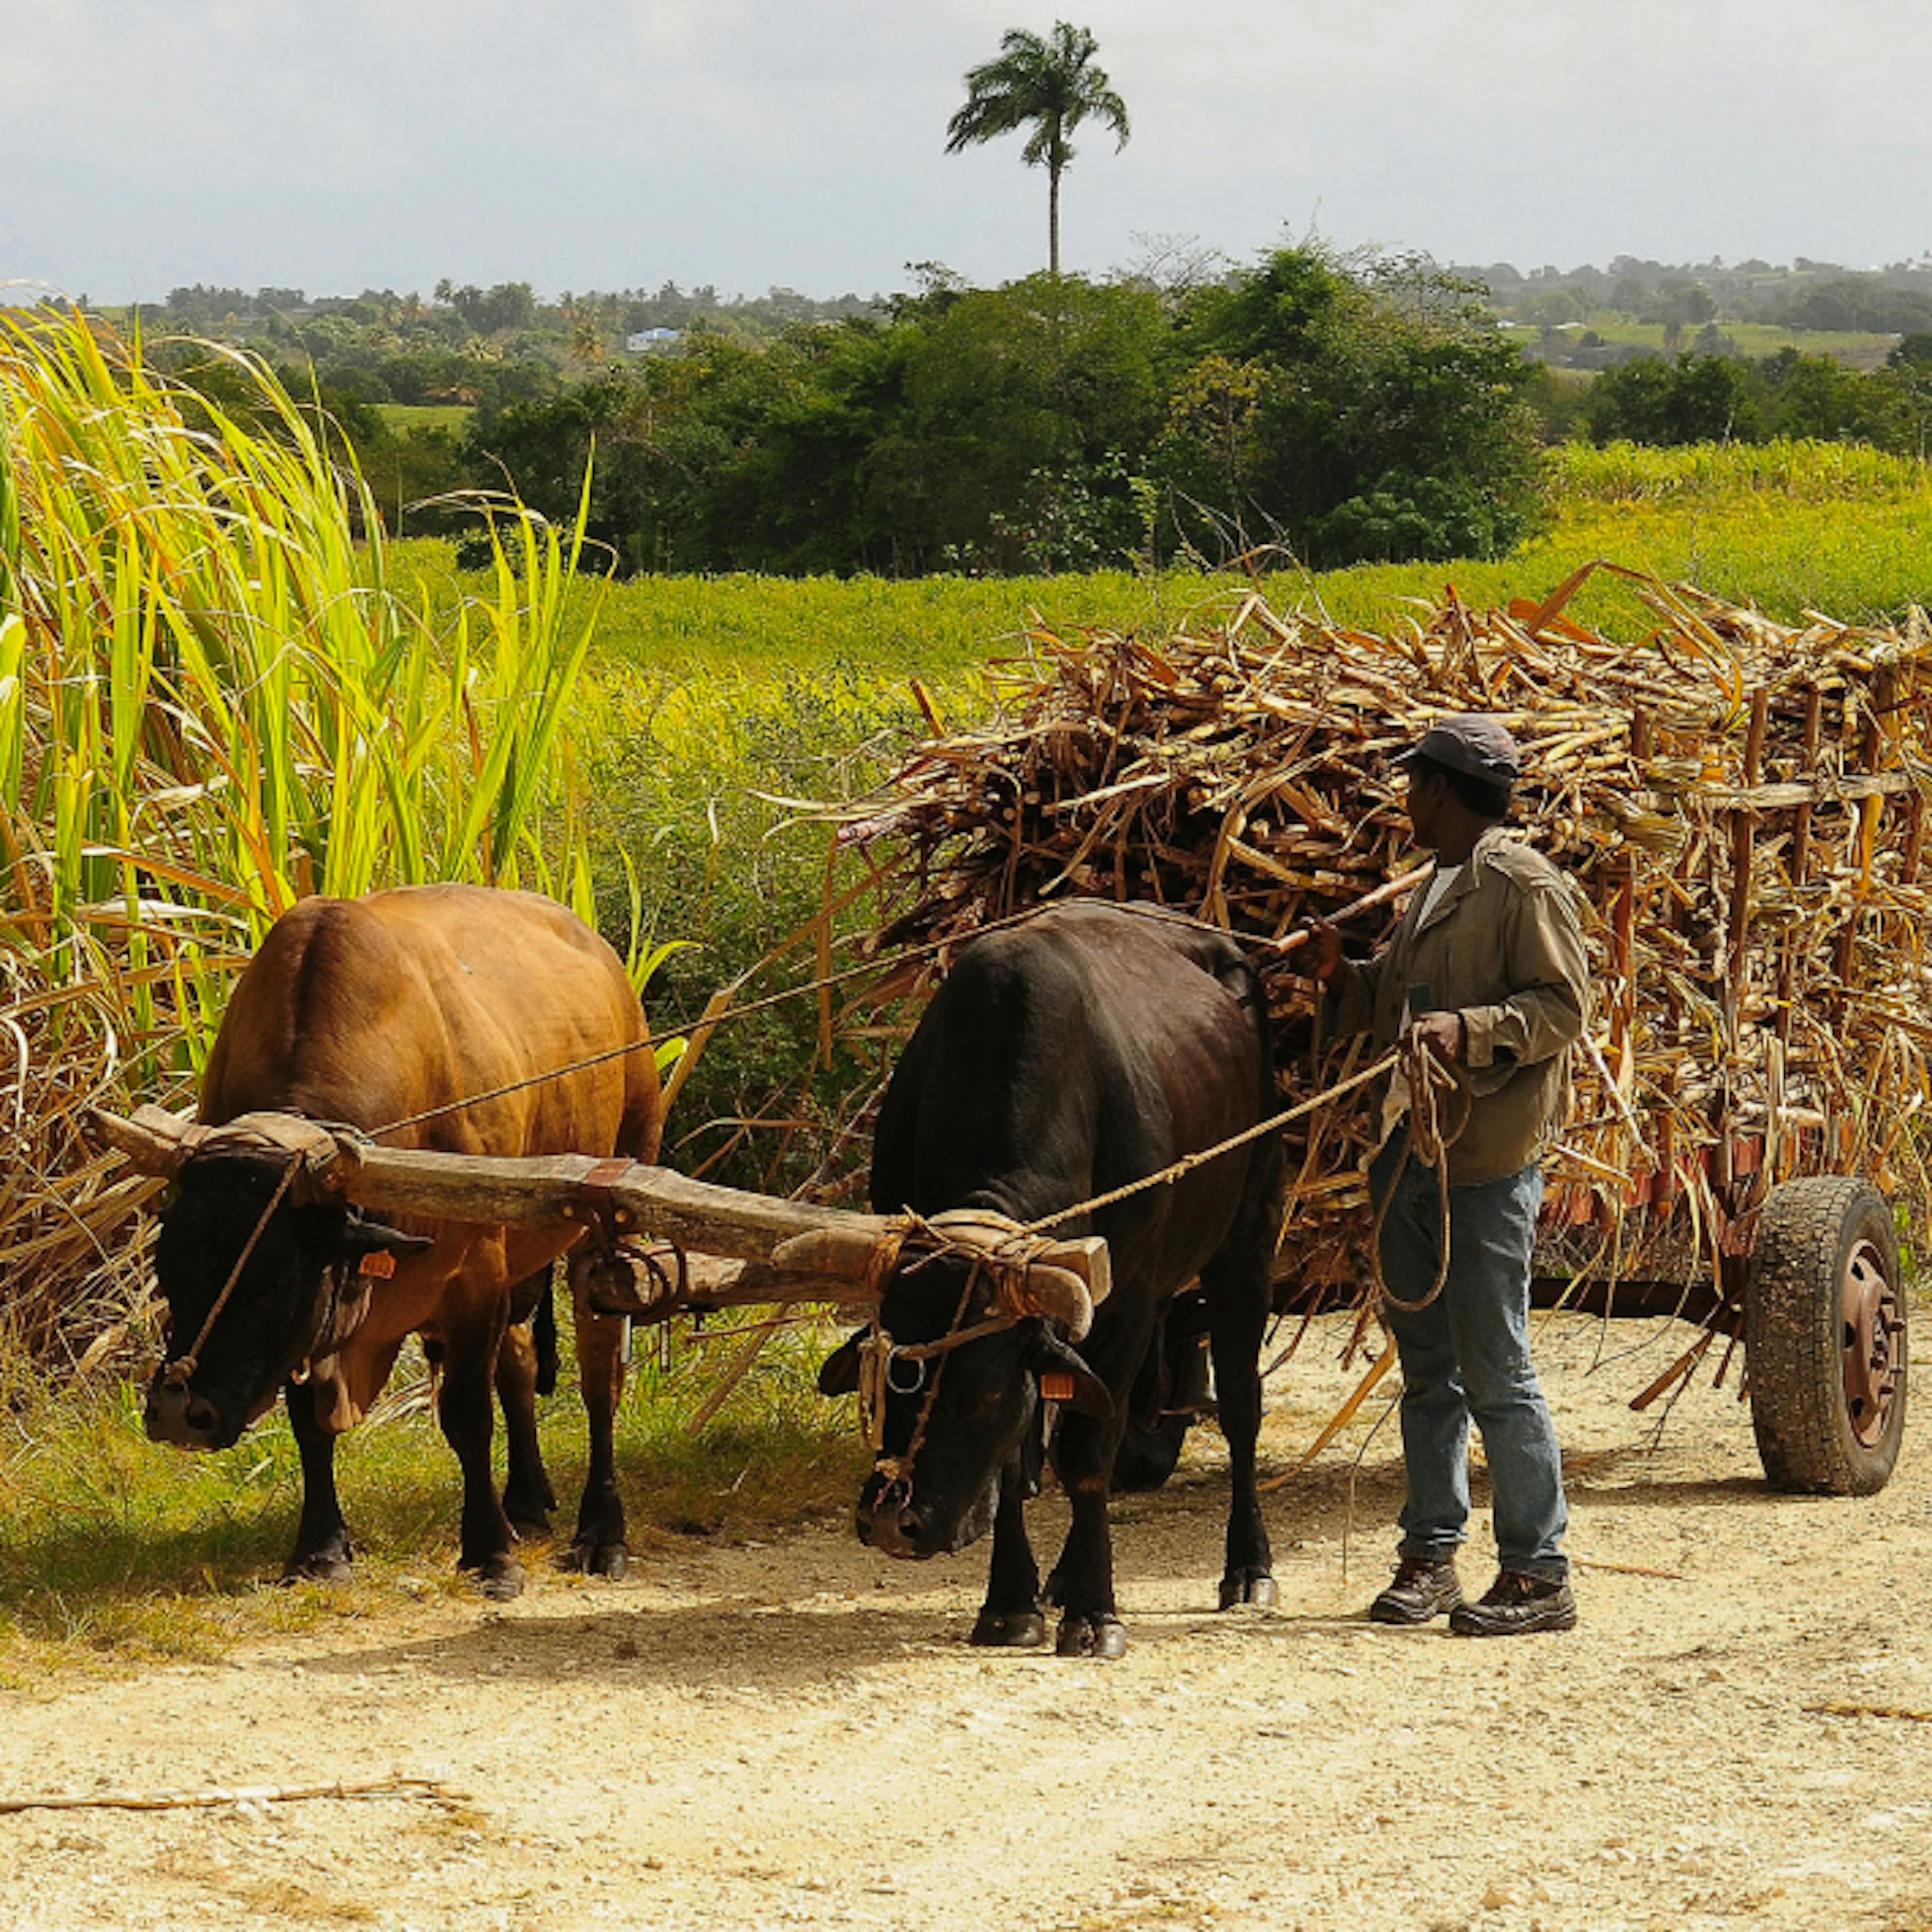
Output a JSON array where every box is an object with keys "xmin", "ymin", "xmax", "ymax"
[{"xmin": 2, "ymin": 1310, "xmax": 1927, "ymax": 1932}]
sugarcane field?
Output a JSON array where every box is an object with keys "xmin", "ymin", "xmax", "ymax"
[{"xmin": 5, "ymin": 307, "xmax": 1932, "ymax": 1932}]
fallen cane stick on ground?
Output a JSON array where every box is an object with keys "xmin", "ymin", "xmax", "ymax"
[
  {"xmin": 1259, "ymin": 1348, "xmax": 1397, "ymax": 1492},
  {"xmin": 1802, "ymin": 1701, "xmax": 1932, "ymax": 1724},
  {"xmin": 1569, "ymin": 1556, "xmax": 1688, "ymax": 1580},
  {"xmin": 0, "ymin": 1776, "xmax": 472, "ymax": 1816}
]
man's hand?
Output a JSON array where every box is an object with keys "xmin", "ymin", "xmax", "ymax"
[
  {"xmin": 1303, "ymin": 916, "xmax": 1342, "ymax": 982},
  {"xmin": 1410, "ymin": 1009, "xmax": 1465, "ymax": 1065}
]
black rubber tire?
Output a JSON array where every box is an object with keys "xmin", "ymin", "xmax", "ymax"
[
  {"xmin": 1745, "ymin": 1176, "xmax": 1908, "ymax": 1496},
  {"xmin": 1111, "ymin": 1411, "xmax": 1190, "ymax": 1493}
]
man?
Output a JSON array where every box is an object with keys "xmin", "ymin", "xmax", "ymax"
[{"xmin": 1305, "ymin": 715, "xmax": 1588, "ymax": 1636}]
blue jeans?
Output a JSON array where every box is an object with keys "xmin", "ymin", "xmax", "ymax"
[{"xmin": 1370, "ymin": 1146, "xmax": 1569, "ymax": 1583}]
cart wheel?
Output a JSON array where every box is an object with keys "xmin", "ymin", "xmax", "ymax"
[{"xmin": 1745, "ymin": 1177, "xmax": 1908, "ymax": 1496}]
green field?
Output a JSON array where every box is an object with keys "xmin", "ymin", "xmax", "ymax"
[
  {"xmin": 390, "ymin": 436, "xmax": 1932, "ymax": 699},
  {"xmin": 1516, "ymin": 318, "xmax": 1902, "ymax": 371},
  {"xmin": 371, "ymin": 401, "xmax": 471, "ymax": 434}
]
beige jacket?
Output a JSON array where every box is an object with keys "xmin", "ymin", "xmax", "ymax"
[{"xmin": 1327, "ymin": 827, "xmax": 1590, "ymax": 1185}]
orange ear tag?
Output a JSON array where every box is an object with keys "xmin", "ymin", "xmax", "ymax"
[
  {"xmin": 359, "ymin": 1250, "xmax": 397, "ymax": 1279},
  {"xmin": 1038, "ymin": 1372, "xmax": 1076, "ymax": 1403}
]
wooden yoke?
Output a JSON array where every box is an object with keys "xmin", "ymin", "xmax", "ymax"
[{"xmin": 85, "ymin": 1105, "xmax": 1113, "ymax": 1324}]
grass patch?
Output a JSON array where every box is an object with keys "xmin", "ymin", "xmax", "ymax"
[
  {"xmin": 0, "ymin": 1317, "xmax": 867, "ymax": 1679},
  {"xmin": 371, "ymin": 402, "xmax": 471, "ymax": 435},
  {"xmin": 529, "ymin": 1314, "xmax": 867, "ymax": 1551}
]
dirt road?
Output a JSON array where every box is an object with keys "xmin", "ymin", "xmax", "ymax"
[{"xmin": 2, "ymin": 1312, "xmax": 1927, "ymax": 1932}]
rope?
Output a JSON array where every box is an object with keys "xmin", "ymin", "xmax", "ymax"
[
  {"xmin": 365, "ymin": 903, "xmax": 1069, "ymax": 1141},
  {"xmin": 1014, "ymin": 1049, "xmax": 1400, "ymax": 1238},
  {"xmin": 360, "ymin": 891, "xmax": 1409, "ymax": 1147},
  {"xmin": 1366, "ymin": 1025, "xmax": 1473, "ymax": 1317},
  {"xmin": 866, "ymin": 1254, "xmax": 985, "ymax": 1495},
  {"xmin": 148, "ymin": 904, "xmax": 1410, "ymax": 1412},
  {"xmin": 846, "ymin": 1054, "xmax": 1408, "ymax": 1494},
  {"xmin": 845, "ymin": 1039, "xmax": 1439, "ymax": 1507}
]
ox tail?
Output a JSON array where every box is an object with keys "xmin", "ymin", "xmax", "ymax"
[
  {"xmin": 506, "ymin": 1266, "xmax": 561, "ymax": 1398},
  {"xmin": 533, "ymin": 1277, "xmax": 559, "ymax": 1397},
  {"xmin": 1213, "ymin": 949, "xmax": 1276, "ymax": 1118}
]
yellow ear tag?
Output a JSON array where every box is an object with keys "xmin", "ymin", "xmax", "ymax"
[
  {"xmin": 1039, "ymin": 1371, "xmax": 1076, "ymax": 1403},
  {"xmin": 359, "ymin": 1250, "xmax": 397, "ymax": 1279}
]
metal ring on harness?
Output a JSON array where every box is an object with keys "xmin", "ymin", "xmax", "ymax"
[{"xmin": 884, "ymin": 1350, "xmax": 927, "ymax": 1396}]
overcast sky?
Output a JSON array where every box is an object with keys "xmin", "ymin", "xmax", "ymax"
[{"xmin": 6, "ymin": 0, "xmax": 1930, "ymax": 306}]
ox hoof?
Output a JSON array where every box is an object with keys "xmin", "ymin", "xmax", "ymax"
[
  {"xmin": 970, "ymin": 1608, "xmax": 1048, "ymax": 1648},
  {"xmin": 1055, "ymin": 1614, "xmax": 1128, "ymax": 1660},
  {"xmin": 282, "ymin": 1542, "xmax": 352, "ymax": 1586},
  {"xmin": 569, "ymin": 1540, "xmax": 629, "ymax": 1582},
  {"xmin": 1219, "ymin": 1570, "xmax": 1278, "ymax": 1611},
  {"xmin": 475, "ymin": 1555, "xmax": 526, "ymax": 1602},
  {"xmin": 503, "ymin": 1498, "xmax": 556, "ymax": 1542}
]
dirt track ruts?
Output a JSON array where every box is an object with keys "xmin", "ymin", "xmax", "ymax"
[{"xmin": 2, "ymin": 1311, "xmax": 1928, "ymax": 1932}]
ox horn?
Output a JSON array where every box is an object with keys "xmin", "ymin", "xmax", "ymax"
[
  {"xmin": 1020, "ymin": 1263, "xmax": 1095, "ymax": 1341},
  {"xmin": 86, "ymin": 1104, "xmax": 200, "ymax": 1178}
]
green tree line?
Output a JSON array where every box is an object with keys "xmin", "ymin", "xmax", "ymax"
[
  {"xmin": 448, "ymin": 248, "xmax": 1542, "ymax": 576},
  {"xmin": 129, "ymin": 252, "xmax": 1932, "ymax": 580},
  {"xmin": 1581, "ymin": 338, "xmax": 1932, "ymax": 454}
]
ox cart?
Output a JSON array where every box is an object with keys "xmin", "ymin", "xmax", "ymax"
[{"xmin": 843, "ymin": 571, "xmax": 1932, "ymax": 1501}]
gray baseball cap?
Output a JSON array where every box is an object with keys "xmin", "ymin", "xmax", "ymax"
[{"xmin": 1395, "ymin": 714, "xmax": 1521, "ymax": 785}]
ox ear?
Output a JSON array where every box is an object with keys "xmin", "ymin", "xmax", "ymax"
[
  {"xmin": 336, "ymin": 1217, "xmax": 434, "ymax": 1262},
  {"xmin": 1025, "ymin": 1327, "xmax": 1113, "ymax": 1421},
  {"xmin": 817, "ymin": 1329, "xmax": 866, "ymax": 1397}
]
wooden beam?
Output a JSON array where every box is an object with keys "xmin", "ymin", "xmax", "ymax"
[
  {"xmin": 322, "ymin": 1141, "xmax": 892, "ymax": 1261},
  {"xmin": 87, "ymin": 1106, "xmax": 1111, "ymax": 1304}
]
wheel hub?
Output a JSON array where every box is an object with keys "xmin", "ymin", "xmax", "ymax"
[{"xmin": 1840, "ymin": 1240, "xmax": 1904, "ymax": 1448}]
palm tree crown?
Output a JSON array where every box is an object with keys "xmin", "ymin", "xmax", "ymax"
[{"xmin": 945, "ymin": 22, "xmax": 1131, "ymax": 277}]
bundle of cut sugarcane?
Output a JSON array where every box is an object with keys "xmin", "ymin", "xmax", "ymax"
[{"xmin": 849, "ymin": 564, "xmax": 1932, "ymax": 1311}]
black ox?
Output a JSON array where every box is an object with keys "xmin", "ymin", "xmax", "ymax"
[{"xmin": 820, "ymin": 901, "xmax": 1284, "ymax": 1658}]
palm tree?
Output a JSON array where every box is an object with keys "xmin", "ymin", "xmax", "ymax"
[{"xmin": 945, "ymin": 22, "xmax": 1130, "ymax": 278}]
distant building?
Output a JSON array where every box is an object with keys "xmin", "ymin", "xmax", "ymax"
[{"xmin": 625, "ymin": 328, "xmax": 682, "ymax": 353}]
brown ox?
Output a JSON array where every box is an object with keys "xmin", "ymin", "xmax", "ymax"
[{"xmin": 143, "ymin": 883, "xmax": 661, "ymax": 1598}]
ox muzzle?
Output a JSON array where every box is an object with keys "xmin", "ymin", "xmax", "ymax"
[
  {"xmin": 143, "ymin": 1374, "xmax": 234, "ymax": 1450},
  {"xmin": 856, "ymin": 1465, "xmax": 994, "ymax": 1560}
]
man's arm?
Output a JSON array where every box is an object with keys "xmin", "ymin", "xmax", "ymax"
[{"xmin": 1306, "ymin": 916, "xmax": 1389, "ymax": 1038}]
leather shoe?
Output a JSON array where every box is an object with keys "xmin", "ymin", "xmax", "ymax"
[
  {"xmin": 1367, "ymin": 1555, "xmax": 1463, "ymax": 1625},
  {"xmin": 1448, "ymin": 1569, "xmax": 1577, "ymax": 1637}
]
